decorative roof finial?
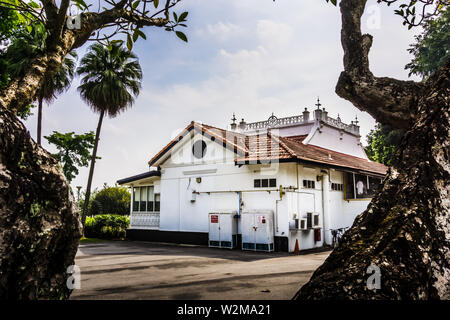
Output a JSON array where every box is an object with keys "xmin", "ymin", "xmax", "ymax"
[
  {"xmin": 231, "ymin": 113, "xmax": 236, "ymax": 124},
  {"xmin": 315, "ymin": 97, "xmax": 322, "ymax": 109},
  {"xmin": 354, "ymin": 115, "xmax": 359, "ymax": 126},
  {"xmin": 337, "ymin": 113, "xmax": 341, "ymax": 122}
]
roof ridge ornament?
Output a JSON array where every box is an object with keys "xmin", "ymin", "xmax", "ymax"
[
  {"xmin": 268, "ymin": 112, "xmax": 278, "ymax": 127},
  {"xmin": 315, "ymin": 97, "xmax": 322, "ymax": 109}
]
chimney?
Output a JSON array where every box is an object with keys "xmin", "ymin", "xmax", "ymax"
[
  {"xmin": 352, "ymin": 115, "xmax": 360, "ymax": 135},
  {"xmin": 321, "ymin": 107, "xmax": 328, "ymax": 121},
  {"xmin": 239, "ymin": 118, "xmax": 246, "ymax": 130},
  {"xmin": 302, "ymin": 107, "xmax": 310, "ymax": 122},
  {"xmin": 314, "ymin": 108, "xmax": 322, "ymax": 123}
]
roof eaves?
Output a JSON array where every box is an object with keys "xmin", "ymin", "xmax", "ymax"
[{"xmin": 117, "ymin": 170, "xmax": 161, "ymax": 185}]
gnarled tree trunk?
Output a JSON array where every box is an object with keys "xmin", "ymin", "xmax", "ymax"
[
  {"xmin": 294, "ymin": 0, "xmax": 449, "ymax": 300},
  {"xmin": 0, "ymin": 106, "xmax": 83, "ymax": 299}
]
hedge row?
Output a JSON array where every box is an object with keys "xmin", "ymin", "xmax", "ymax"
[{"xmin": 84, "ymin": 214, "xmax": 129, "ymax": 239}]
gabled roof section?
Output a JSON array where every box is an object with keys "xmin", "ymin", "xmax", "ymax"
[
  {"xmin": 148, "ymin": 121, "xmax": 248, "ymax": 166},
  {"xmin": 147, "ymin": 121, "xmax": 387, "ymax": 176},
  {"xmin": 235, "ymin": 134, "xmax": 387, "ymax": 176}
]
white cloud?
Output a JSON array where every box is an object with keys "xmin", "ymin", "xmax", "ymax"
[{"xmin": 197, "ymin": 22, "xmax": 243, "ymax": 41}]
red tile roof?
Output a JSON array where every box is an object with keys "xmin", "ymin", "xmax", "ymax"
[
  {"xmin": 148, "ymin": 121, "xmax": 248, "ymax": 166},
  {"xmin": 149, "ymin": 122, "xmax": 388, "ymax": 176}
]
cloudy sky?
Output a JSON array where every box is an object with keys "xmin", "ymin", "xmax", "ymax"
[{"xmin": 22, "ymin": 0, "xmax": 421, "ymax": 193}]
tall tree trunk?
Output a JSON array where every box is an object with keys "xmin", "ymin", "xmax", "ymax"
[
  {"xmin": 294, "ymin": 0, "xmax": 450, "ymax": 300},
  {"xmin": 37, "ymin": 97, "xmax": 43, "ymax": 145},
  {"xmin": 0, "ymin": 33, "xmax": 82, "ymax": 300},
  {"xmin": 0, "ymin": 34, "xmax": 75, "ymax": 114},
  {"xmin": 81, "ymin": 110, "xmax": 105, "ymax": 232},
  {"xmin": 0, "ymin": 106, "xmax": 83, "ymax": 299}
]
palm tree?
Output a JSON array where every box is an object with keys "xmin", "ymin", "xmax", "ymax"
[
  {"xmin": 77, "ymin": 43, "xmax": 142, "ymax": 230},
  {"xmin": 35, "ymin": 52, "xmax": 77, "ymax": 145}
]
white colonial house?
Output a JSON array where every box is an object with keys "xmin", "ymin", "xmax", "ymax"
[{"xmin": 117, "ymin": 101, "xmax": 387, "ymax": 253}]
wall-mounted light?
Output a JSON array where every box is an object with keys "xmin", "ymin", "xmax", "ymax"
[{"xmin": 196, "ymin": 177, "xmax": 202, "ymax": 183}]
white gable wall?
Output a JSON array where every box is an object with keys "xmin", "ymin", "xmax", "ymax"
[
  {"xmin": 306, "ymin": 124, "xmax": 368, "ymax": 159},
  {"xmin": 277, "ymin": 123, "xmax": 314, "ymax": 137}
]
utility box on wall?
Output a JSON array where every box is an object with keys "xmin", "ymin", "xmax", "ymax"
[
  {"xmin": 242, "ymin": 210, "xmax": 274, "ymax": 252},
  {"xmin": 208, "ymin": 212, "xmax": 237, "ymax": 249}
]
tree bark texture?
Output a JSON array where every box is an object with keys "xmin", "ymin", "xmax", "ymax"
[
  {"xmin": 0, "ymin": 1, "xmax": 173, "ymax": 300},
  {"xmin": 294, "ymin": 0, "xmax": 450, "ymax": 300},
  {"xmin": 37, "ymin": 97, "xmax": 43, "ymax": 146},
  {"xmin": 0, "ymin": 106, "xmax": 83, "ymax": 299}
]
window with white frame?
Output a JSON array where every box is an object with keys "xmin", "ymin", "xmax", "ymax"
[
  {"xmin": 344, "ymin": 173, "xmax": 382, "ymax": 199},
  {"xmin": 303, "ymin": 179, "xmax": 315, "ymax": 189},
  {"xmin": 132, "ymin": 186, "xmax": 160, "ymax": 212}
]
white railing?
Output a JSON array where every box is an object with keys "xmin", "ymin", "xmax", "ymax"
[
  {"xmin": 245, "ymin": 115, "xmax": 305, "ymax": 130},
  {"xmin": 130, "ymin": 212, "xmax": 160, "ymax": 229},
  {"xmin": 243, "ymin": 112, "xmax": 360, "ymax": 135},
  {"xmin": 324, "ymin": 116, "xmax": 359, "ymax": 135}
]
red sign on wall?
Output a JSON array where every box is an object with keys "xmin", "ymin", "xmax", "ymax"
[{"xmin": 211, "ymin": 215, "xmax": 219, "ymax": 223}]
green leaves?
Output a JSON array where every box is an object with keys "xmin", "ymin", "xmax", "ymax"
[
  {"xmin": 45, "ymin": 131, "xmax": 96, "ymax": 183},
  {"xmin": 325, "ymin": 0, "xmax": 337, "ymax": 6},
  {"xmin": 127, "ymin": 33, "xmax": 133, "ymax": 51},
  {"xmin": 132, "ymin": 0, "xmax": 140, "ymax": 9},
  {"xmin": 154, "ymin": 0, "xmax": 159, "ymax": 8},
  {"xmin": 72, "ymin": 0, "xmax": 89, "ymax": 11},
  {"xmin": 176, "ymin": 31, "xmax": 187, "ymax": 42},
  {"xmin": 124, "ymin": 28, "xmax": 147, "ymax": 51},
  {"xmin": 170, "ymin": 11, "xmax": 189, "ymax": 42},
  {"xmin": 179, "ymin": 12, "xmax": 188, "ymax": 22},
  {"xmin": 405, "ymin": 6, "xmax": 450, "ymax": 78},
  {"xmin": 365, "ymin": 123, "xmax": 404, "ymax": 166}
]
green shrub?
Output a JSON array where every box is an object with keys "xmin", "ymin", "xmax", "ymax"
[
  {"xmin": 84, "ymin": 214, "xmax": 129, "ymax": 239},
  {"xmin": 89, "ymin": 186, "xmax": 131, "ymax": 216}
]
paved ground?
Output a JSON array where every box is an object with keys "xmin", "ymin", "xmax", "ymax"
[{"xmin": 70, "ymin": 241, "xmax": 330, "ymax": 300}]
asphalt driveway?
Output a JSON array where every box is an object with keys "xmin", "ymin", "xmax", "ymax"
[{"xmin": 70, "ymin": 241, "xmax": 330, "ymax": 300}]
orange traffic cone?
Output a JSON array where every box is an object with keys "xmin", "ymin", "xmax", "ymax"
[{"xmin": 294, "ymin": 239, "xmax": 300, "ymax": 255}]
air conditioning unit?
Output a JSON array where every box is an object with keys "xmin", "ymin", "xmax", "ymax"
[
  {"xmin": 307, "ymin": 212, "xmax": 321, "ymax": 229},
  {"xmin": 298, "ymin": 218, "xmax": 308, "ymax": 230}
]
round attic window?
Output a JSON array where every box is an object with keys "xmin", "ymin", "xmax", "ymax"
[{"xmin": 192, "ymin": 140, "xmax": 207, "ymax": 159}]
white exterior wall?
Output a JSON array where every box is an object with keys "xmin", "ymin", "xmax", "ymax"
[
  {"xmin": 325, "ymin": 169, "xmax": 371, "ymax": 244},
  {"xmin": 286, "ymin": 165, "xmax": 324, "ymax": 251},
  {"xmin": 159, "ymin": 131, "xmax": 294, "ymax": 238},
  {"xmin": 277, "ymin": 122, "xmax": 314, "ymax": 137},
  {"xmin": 306, "ymin": 124, "xmax": 368, "ymax": 159},
  {"xmin": 130, "ymin": 131, "xmax": 375, "ymax": 252}
]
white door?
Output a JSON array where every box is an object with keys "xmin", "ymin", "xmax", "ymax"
[
  {"xmin": 219, "ymin": 214, "xmax": 231, "ymax": 242},
  {"xmin": 209, "ymin": 214, "xmax": 220, "ymax": 246},
  {"xmin": 242, "ymin": 213, "xmax": 255, "ymax": 247},
  {"xmin": 255, "ymin": 214, "xmax": 269, "ymax": 244}
]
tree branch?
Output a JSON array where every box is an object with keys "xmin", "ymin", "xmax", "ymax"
[
  {"xmin": 39, "ymin": 0, "xmax": 58, "ymax": 22},
  {"xmin": 336, "ymin": 0, "xmax": 425, "ymax": 130},
  {"xmin": 70, "ymin": 1, "xmax": 173, "ymax": 49}
]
